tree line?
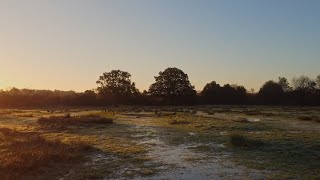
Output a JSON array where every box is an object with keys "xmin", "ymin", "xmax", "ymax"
[{"xmin": 1, "ymin": 67, "xmax": 320, "ymax": 107}]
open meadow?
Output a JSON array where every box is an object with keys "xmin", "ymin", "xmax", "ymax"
[{"xmin": 0, "ymin": 106, "xmax": 319, "ymax": 179}]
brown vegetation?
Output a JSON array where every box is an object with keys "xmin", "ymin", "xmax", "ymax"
[{"xmin": 0, "ymin": 128, "xmax": 91, "ymax": 179}]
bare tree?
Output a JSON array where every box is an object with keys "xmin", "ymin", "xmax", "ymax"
[{"xmin": 292, "ymin": 75, "xmax": 316, "ymax": 92}]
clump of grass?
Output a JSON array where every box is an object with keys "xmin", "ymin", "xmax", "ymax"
[
  {"xmin": 229, "ymin": 134, "xmax": 263, "ymax": 148},
  {"xmin": 38, "ymin": 114, "xmax": 113, "ymax": 127},
  {"xmin": 169, "ymin": 119, "xmax": 190, "ymax": 125},
  {"xmin": 0, "ymin": 128, "xmax": 91, "ymax": 179},
  {"xmin": 243, "ymin": 110, "xmax": 263, "ymax": 116}
]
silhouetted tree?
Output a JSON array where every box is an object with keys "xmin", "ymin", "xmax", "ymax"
[
  {"xmin": 149, "ymin": 67, "xmax": 196, "ymax": 104},
  {"xmin": 277, "ymin": 77, "xmax": 292, "ymax": 92},
  {"xmin": 258, "ymin": 81, "xmax": 284, "ymax": 104},
  {"xmin": 289, "ymin": 76, "xmax": 317, "ymax": 105},
  {"xmin": 96, "ymin": 70, "xmax": 139, "ymax": 104},
  {"xmin": 201, "ymin": 81, "xmax": 246, "ymax": 104},
  {"xmin": 0, "ymin": 88, "xmax": 92, "ymax": 107},
  {"xmin": 234, "ymin": 85, "xmax": 247, "ymax": 102},
  {"xmin": 292, "ymin": 75, "xmax": 316, "ymax": 93},
  {"xmin": 316, "ymin": 75, "xmax": 320, "ymax": 89},
  {"xmin": 96, "ymin": 70, "xmax": 138, "ymax": 96},
  {"xmin": 78, "ymin": 90, "xmax": 97, "ymax": 105},
  {"xmin": 2, "ymin": 73, "xmax": 320, "ymax": 107},
  {"xmin": 202, "ymin": 81, "xmax": 220, "ymax": 94},
  {"xmin": 220, "ymin": 84, "xmax": 246, "ymax": 104}
]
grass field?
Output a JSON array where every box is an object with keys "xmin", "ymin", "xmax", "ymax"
[{"xmin": 0, "ymin": 106, "xmax": 319, "ymax": 179}]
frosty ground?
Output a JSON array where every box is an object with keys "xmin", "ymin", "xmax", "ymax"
[{"xmin": 0, "ymin": 106, "xmax": 319, "ymax": 179}]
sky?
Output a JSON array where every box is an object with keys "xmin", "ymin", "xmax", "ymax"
[{"xmin": 0, "ymin": 0, "xmax": 320, "ymax": 92}]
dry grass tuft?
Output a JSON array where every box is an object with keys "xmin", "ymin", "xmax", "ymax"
[
  {"xmin": 169, "ymin": 119, "xmax": 190, "ymax": 125},
  {"xmin": 0, "ymin": 128, "xmax": 91, "ymax": 179}
]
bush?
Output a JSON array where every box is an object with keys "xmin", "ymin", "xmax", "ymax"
[
  {"xmin": 38, "ymin": 114, "xmax": 113, "ymax": 127},
  {"xmin": 297, "ymin": 115, "xmax": 320, "ymax": 122},
  {"xmin": 230, "ymin": 134, "xmax": 263, "ymax": 148}
]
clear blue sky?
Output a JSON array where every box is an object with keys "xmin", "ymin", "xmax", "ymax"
[{"xmin": 1, "ymin": 0, "xmax": 319, "ymax": 92}]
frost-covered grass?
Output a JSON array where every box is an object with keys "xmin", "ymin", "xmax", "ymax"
[{"xmin": 0, "ymin": 106, "xmax": 319, "ymax": 179}]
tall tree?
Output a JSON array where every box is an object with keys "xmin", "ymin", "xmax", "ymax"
[
  {"xmin": 316, "ymin": 75, "xmax": 320, "ymax": 89},
  {"xmin": 96, "ymin": 70, "xmax": 138, "ymax": 97},
  {"xmin": 149, "ymin": 67, "xmax": 196, "ymax": 97},
  {"xmin": 201, "ymin": 82, "xmax": 246, "ymax": 104},
  {"xmin": 277, "ymin": 77, "xmax": 292, "ymax": 92},
  {"xmin": 201, "ymin": 81, "xmax": 221, "ymax": 97},
  {"xmin": 258, "ymin": 80, "xmax": 284, "ymax": 104},
  {"xmin": 292, "ymin": 75, "xmax": 316, "ymax": 92}
]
